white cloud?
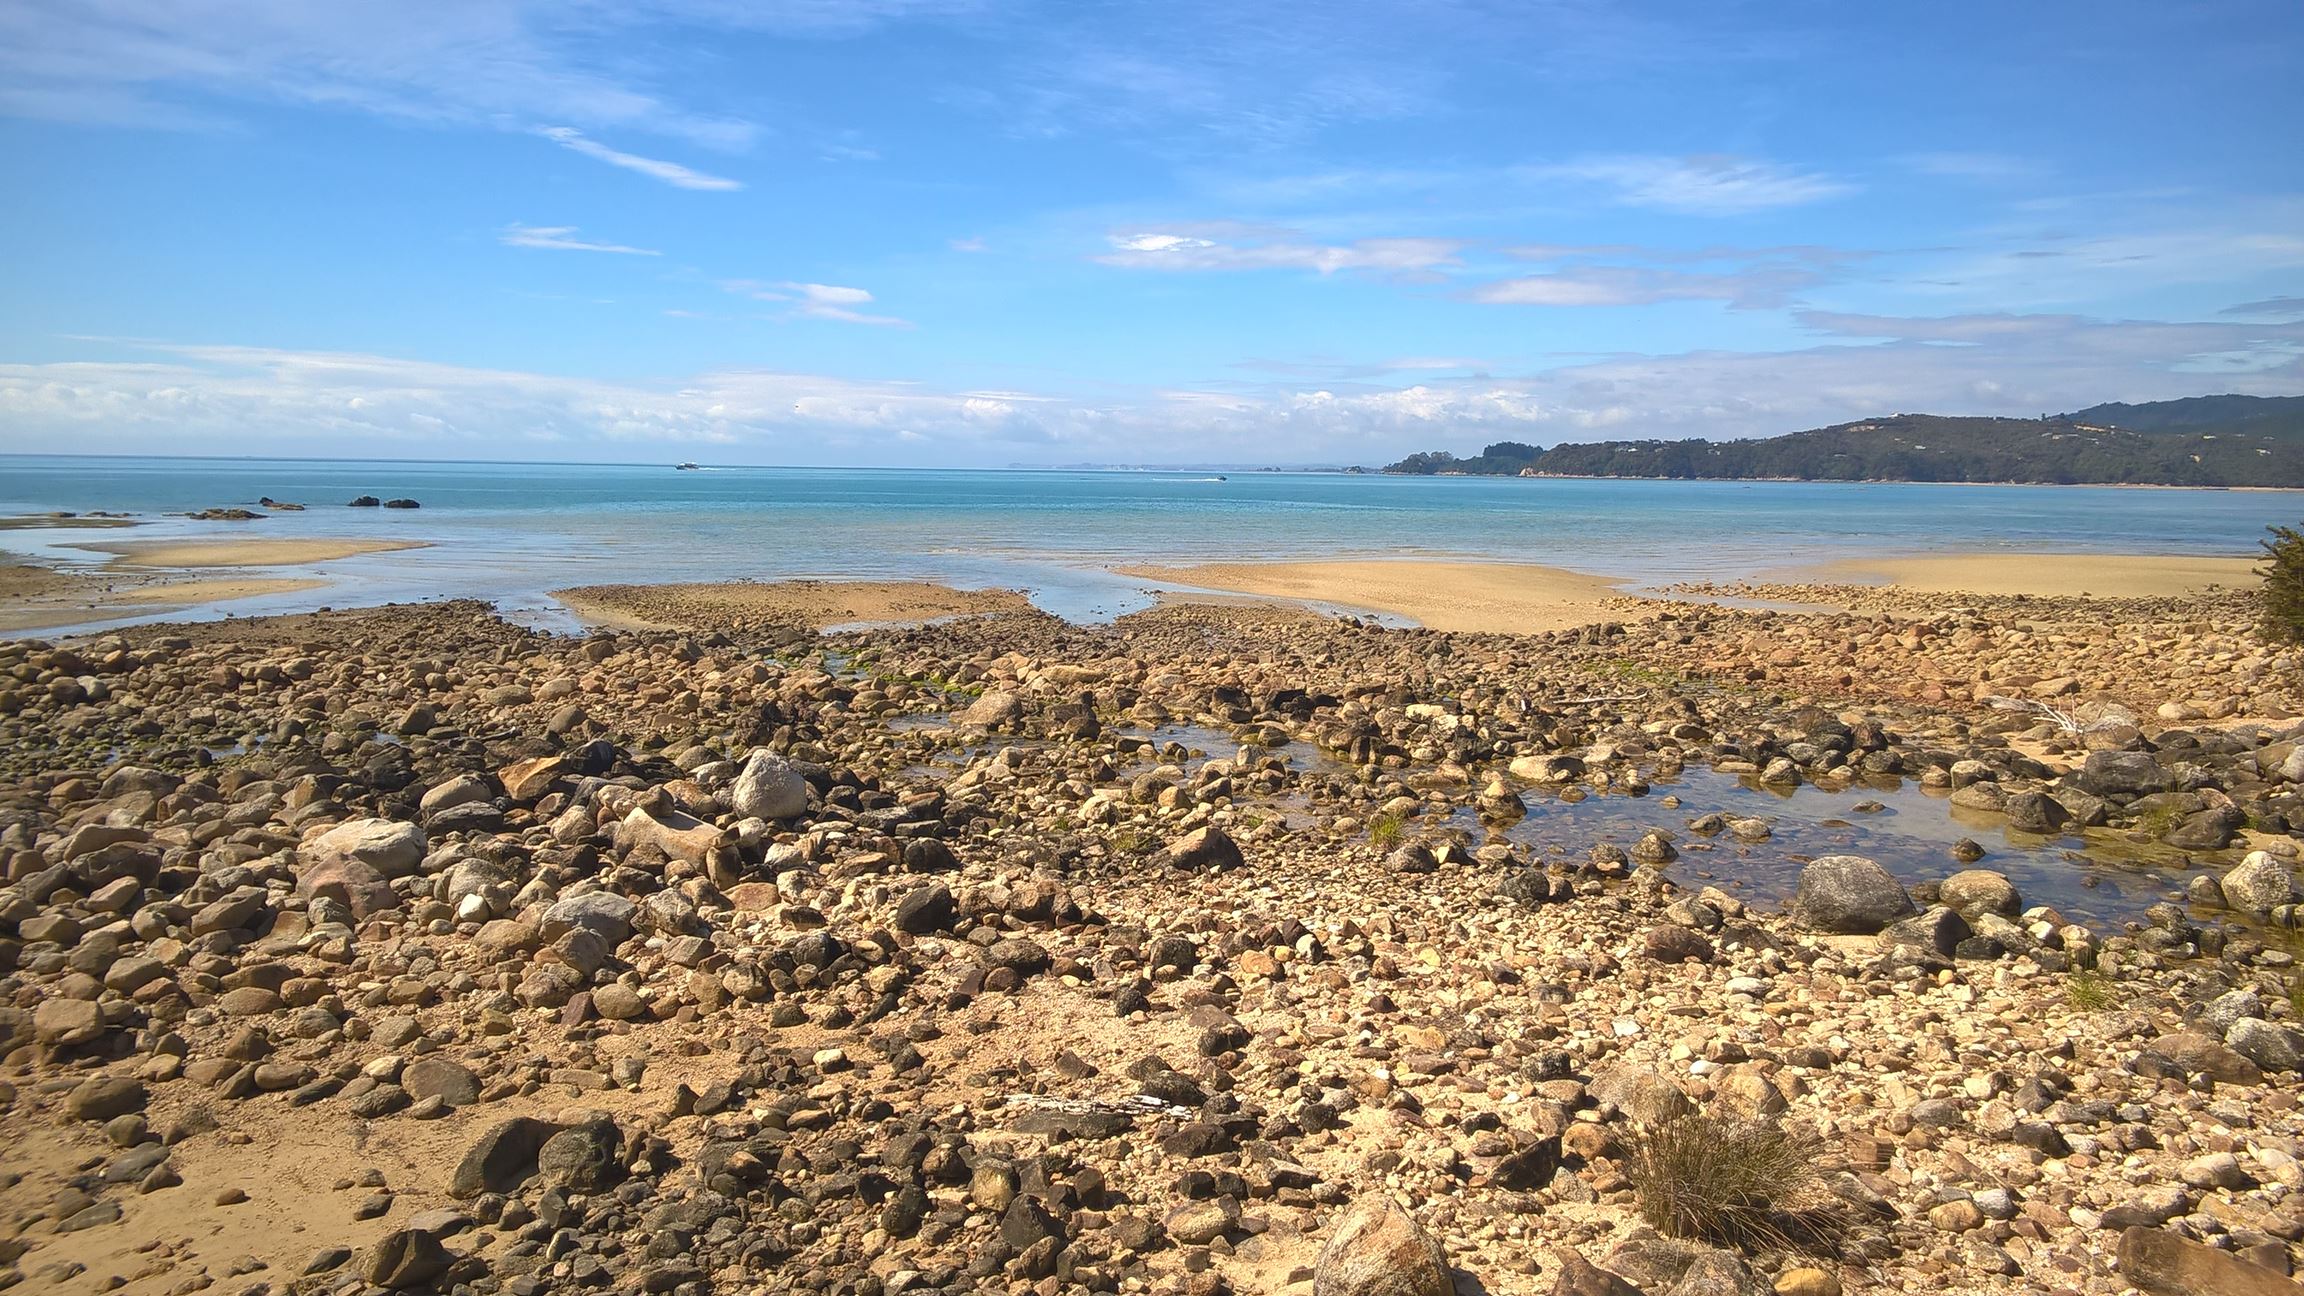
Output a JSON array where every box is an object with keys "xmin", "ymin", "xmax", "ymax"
[
  {"xmin": 721, "ymin": 279, "xmax": 913, "ymax": 326},
  {"xmin": 7, "ymin": 317, "xmax": 2298, "ymax": 464},
  {"xmin": 1097, "ymin": 229, "xmax": 1462, "ymax": 276},
  {"xmin": 1527, "ymin": 155, "xmax": 1855, "ymax": 215},
  {"xmin": 499, "ymin": 223, "xmax": 660, "ymax": 255},
  {"xmin": 0, "ymin": 0, "xmax": 752, "ymax": 145},
  {"xmin": 535, "ymin": 126, "xmax": 743, "ymax": 191}
]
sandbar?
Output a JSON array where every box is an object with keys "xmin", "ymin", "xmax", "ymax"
[
  {"xmin": 554, "ymin": 580, "xmax": 1036, "ymax": 632},
  {"xmin": 1804, "ymin": 553, "xmax": 2259, "ymax": 598},
  {"xmin": 1114, "ymin": 560, "xmax": 1643, "ymax": 633},
  {"xmin": 71, "ymin": 538, "xmax": 430, "ymax": 568},
  {"xmin": 0, "ymin": 566, "xmax": 325, "ymax": 634}
]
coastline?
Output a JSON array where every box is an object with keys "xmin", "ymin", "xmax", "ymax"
[{"xmin": 1115, "ymin": 559, "xmax": 1644, "ymax": 634}]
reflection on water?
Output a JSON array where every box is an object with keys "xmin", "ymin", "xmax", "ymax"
[{"xmin": 884, "ymin": 715, "xmax": 2228, "ymax": 929}]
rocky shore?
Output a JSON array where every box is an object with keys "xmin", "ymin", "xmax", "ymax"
[{"xmin": 1, "ymin": 584, "xmax": 2300, "ymax": 1296}]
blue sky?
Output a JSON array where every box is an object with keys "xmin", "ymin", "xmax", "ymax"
[{"xmin": 1, "ymin": 0, "xmax": 2300, "ymax": 466}]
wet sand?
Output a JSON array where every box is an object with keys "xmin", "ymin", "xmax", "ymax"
[
  {"xmin": 0, "ymin": 565, "xmax": 326, "ymax": 633},
  {"xmin": 71, "ymin": 538, "xmax": 430, "ymax": 567},
  {"xmin": 1804, "ymin": 552, "xmax": 2259, "ymax": 598},
  {"xmin": 1115, "ymin": 560, "xmax": 1643, "ymax": 633},
  {"xmin": 554, "ymin": 580, "xmax": 1037, "ymax": 632}
]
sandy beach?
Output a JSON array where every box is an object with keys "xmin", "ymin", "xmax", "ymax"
[
  {"xmin": 71, "ymin": 537, "xmax": 430, "ymax": 568},
  {"xmin": 554, "ymin": 579, "xmax": 1037, "ymax": 631},
  {"xmin": 1116, "ymin": 559, "xmax": 1642, "ymax": 633},
  {"xmin": 1804, "ymin": 552, "xmax": 2260, "ymax": 598}
]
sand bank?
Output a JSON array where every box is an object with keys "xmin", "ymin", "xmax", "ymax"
[
  {"xmin": 1115, "ymin": 560, "xmax": 1642, "ymax": 633},
  {"xmin": 554, "ymin": 580, "xmax": 1036, "ymax": 632},
  {"xmin": 72, "ymin": 537, "xmax": 430, "ymax": 567},
  {"xmin": 0, "ymin": 565, "xmax": 325, "ymax": 634},
  {"xmin": 1805, "ymin": 552, "xmax": 2259, "ymax": 598}
]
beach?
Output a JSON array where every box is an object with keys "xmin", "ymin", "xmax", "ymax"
[
  {"xmin": 1802, "ymin": 552, "xmax": 2261, "ymax": 599},
  {"xmin": 1115, "ymin": 559, "xmax": 1643, "ymax": 633},
  {"xmin": 72, "ymin": 537, "xmax": 430, "ymax": 568},
  {"xmin": 5, "ymin": 473, "xmax": 2304, "ymax": 1296}
]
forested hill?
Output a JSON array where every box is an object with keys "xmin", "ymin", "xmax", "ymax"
[{"xmin": 1380, "ymin": 395, "xmax": 2304, "ymax": 486}]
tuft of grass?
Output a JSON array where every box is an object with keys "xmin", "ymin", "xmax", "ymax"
[
  {"xmin": 2065, "ymin": 969, "xmax": 2118, "ymax": 1011},
  {"xmin": 1625, "ymin": 1115, "xmax": 1845, "ymax": 1253},
  {"xmin": 1368, "ymin": 808, "xmax": 1407, "ymax": 850}
]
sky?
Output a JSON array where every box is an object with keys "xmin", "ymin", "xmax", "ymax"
[{"xmin": 0, "ymin": 0, "xmax": 2300, "ymax": 467}]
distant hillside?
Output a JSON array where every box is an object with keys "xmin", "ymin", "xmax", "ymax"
[{"xmin": 1381, "ymin": 395, "xmax": 2304, "ymax": 486}]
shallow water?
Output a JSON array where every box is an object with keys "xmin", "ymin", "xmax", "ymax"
[
  {"xmin": 3, "ymin": 456, "xmax": 2290, "ymax": 635},
  {"xmin": 1000, "ymin": 721, "xmax": 2227, "ymax": 929}
]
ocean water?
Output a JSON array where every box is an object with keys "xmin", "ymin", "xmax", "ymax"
[{"xmin": 1, "ymin": 455, "xmax": 2296, "ymax": 632}]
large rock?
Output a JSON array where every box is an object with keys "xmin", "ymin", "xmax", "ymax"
[
  {"xmin": 2002, "ymin": 791, "xmax": 2071, "ymax": 835},
  {"xmin": 1938, "ymin": 869, "xmax": 2020, "ymax": 920},
  {"xmin": 1792, "ymin": 856, "xmax": 1917, "ymax": 934},
  {"xmin": 2222, "ymin": 852, "xmax": 2301, "ymax": 915},
  {"xmin": 729, "ymin": 750, "xmax": 808, "ymax": 820},
  {"xmin": 367, "ymin": 1227, "xmax": 452, "ymax": 1290},
  {"xmin": 2117, "ymin": 1226, "xmax": 2304, "ymax": 1296},
  {"xmin": 34, "ymin": 998, "xmax": 105, "ymax": 1046},
  {"xmin": 956, "ymin": 691, "xmax": 1025, "ymax": 729},
  {"xmin": 2074, "ymin": 751, "xmax": 2169, "ymax": 797},
  {"xmin": 536, "ymin": 1119, "xmax": 623, "ymax": 1192},
  {"xmin": 449, "ymin": 1117, "xmax": 561, "ymax": 1198},
  {"xmin": 540, "ymin": 892, "xmax": 637, "ymax": 945},
  {"xmin": 302, "ymin": 818, "xmax": 426, "ymax": 878},
  {"xmin": 616, "ymin": 806, "xmax": 720, "ymax": 864},
  {"xmin": 297, "ymin": 856, "xmax": 400, "ymax": 920},
  {"xmin": 1167, "ymin": 826, "xmax": 1245, "ymax": 873},
  {"xmin": 1314, "ymin": 1196, "xmax": 1451, "ymax": 1296},
  {"xmin": 893, "ymin": 883, "xmax": 956, "ymax": 934},
  {"xmin": 403, "ymin": 1058, "xmax": 481, "ymax": 1107}
]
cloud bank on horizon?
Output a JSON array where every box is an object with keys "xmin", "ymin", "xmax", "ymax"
[{"xmin": 0, "ymin": 0, "xmax": 2298, "ymax": 465}]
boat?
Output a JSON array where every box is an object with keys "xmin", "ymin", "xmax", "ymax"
[{"xmin": 674, "ymin": 462, "xmax": 700, "ymax": 471}]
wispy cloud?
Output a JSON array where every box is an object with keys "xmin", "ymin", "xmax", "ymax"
[
  {"xmin": 499, "ymin": 223, "xmax": 660, "ymax": 255},
  {"xmin": 1097, "ymin": 228, "xmax": 1461, "ymax": 277},
  {"xmin": 536, "ymin": 126, "xmax": 743, "ymax": 191},
  {"xmin": 722, "ymin": 279, "xmax": 912, "ymax": 326},
  {"xmin": 1468, "ymin": 265, "xmax": 1819, "ymax": 310},
  {"xmin": 1899, "ymin": 151, "xmax": 2037, "ymax": 181},
  {"xmin": 13, "ymin": 317, "xmax": 2296, "ymax": 463},
  {"xmin": 1527, "ymin": 155, "xmax": 1855, "ymax": 215},
  {"xmin": 2222, "ymin": 296, "xmax": 2304, "ymax": 319}
]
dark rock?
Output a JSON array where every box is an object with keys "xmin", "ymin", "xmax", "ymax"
[
  {"xmin": 2076, "ymin": 751, "xmax": 2168, "ymax": 797},
  {"xmin": 1168, "ymin": 826, "xmax": 1245, "ymax": 872},
  {"xmin": 1792, "ymin": 855, "xmax": 1917, "ymax": 934},
  {"xmin": 367, "ymin": 1227, "xmax": 452, "ymax": 1289},
  {"xmin": 450, "ymin": 1117, "xmax": 561, "ymax": 1199}
]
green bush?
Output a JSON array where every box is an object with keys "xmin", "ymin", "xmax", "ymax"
[{"xmin": 2260, "ymin": 523, "xmax": 2304, "ymax": 644}]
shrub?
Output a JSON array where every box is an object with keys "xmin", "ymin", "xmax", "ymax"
[
  {"xmin": 1368, "ymin": 809, "xmax": 1406, "ymax": 850},
  {"xmin": 2065, "ymin": 969, "xmax": 2118, "ymax": 1011},
  {"xmin": 2259, "ymin": 523, "xmax": 2304, "ymax": 644},
  {"xmin": 1624, "ymin": 1115, "xmax": 1843, "ymax": 1251}
]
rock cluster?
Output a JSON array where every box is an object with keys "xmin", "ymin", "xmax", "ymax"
[{"xmin": 0, "ymin": 592, "xmax": 2299, "ymax": 1296}]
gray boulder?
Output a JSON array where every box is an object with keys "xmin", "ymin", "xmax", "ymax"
[
  {"xmin": 729, "ymin": 750, "xmax": 808, "ymax": 820},
  {"xmin": 2221, "ymin": 852, "xmax": 2301, "ymax": 915},
  {"xmin": 1792, "ymin": 855, "xmax": 1917, "ymax": 933},
  {"xmin": 2074, "ymin": 751, "xmax": 2168, "ymax": 797}
]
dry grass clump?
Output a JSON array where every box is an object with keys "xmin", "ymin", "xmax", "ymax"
[{"xmin": 1625, "ymin": 1115, "xmax": 1845, "ymax": 1251}]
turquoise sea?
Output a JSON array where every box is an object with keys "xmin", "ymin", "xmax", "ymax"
[{"xmin": 2, "ymin": 455, "xmax": 2296, "ymax": 633}]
